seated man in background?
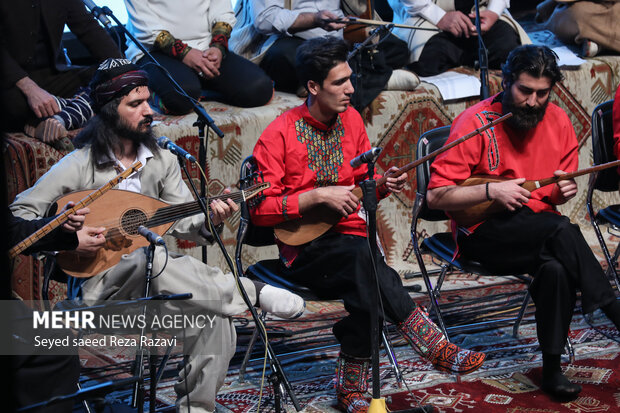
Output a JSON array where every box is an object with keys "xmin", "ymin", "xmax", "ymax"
[
  {"xmin": 10, "ymin": 58, "xmax": 304, "ymax": 413},
  {"xmin": 388, "ymin": 0, "xmax": 528, "ymax": 76},
  {"xmin": 535, "ymin": 0, "xmax": 620, "ymax": 57},
  {"xmin": 230, "ymin": 0, "xmax": 409, "ymax": 109},
  {"xmin": 252, "ymin": 36, "xmax": 485, "ymax": 413},
  {"xmin": 426, "ymin": 45, "xmax": 620, "ymax": 400},
  {"xmin": 125, "ymin": 0, "xmax": 274, "ymax": 114},
  {"xmin": 0, "ymin": 0, "xmax": 121, "ymax": 142}
]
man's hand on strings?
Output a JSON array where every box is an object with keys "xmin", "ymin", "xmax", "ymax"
[
  {"xmin": 209, "ymin": 188, "xmax": 238, "ymax": 227},
  {"xmin": 317, "ymin": 185, "xmax": 359, "ymax": 217},
  {"xmin": 551, "ymin": 170, "xmax": 577, "ymax": 204},
  {"xmin": 59, "ymin": 201, "xmax": 89, "ymax": 233},
  {"xmin": 383, "ymin": 167, "xmax": 407, "ymax": 193},
  {"xmin": 486, "ymin": 178, "xmax": 530, "ymax": 211},
  {"xmin": 75, "ymin": 226, "xmax": 106, "ymax": 255}
]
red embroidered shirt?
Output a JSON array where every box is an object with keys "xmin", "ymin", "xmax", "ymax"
[
  {"xmin": 428, "ymin": 93, "xmax": 579, "ymax": 232},
  {"xmin": 612, "ymin": 86, "xmax": 620, "ymax": 162},
  {"xmin": 252, "ymin": 102, "xmax": 387, "ymax": 264}
]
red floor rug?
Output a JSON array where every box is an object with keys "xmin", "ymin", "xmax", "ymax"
[
  {"xmin": 388, "ymin": 354, "xmax": 620, "ymax": 412},
  {"xmin": 77, "ymin": 280, "xmax": 620, "ymax": 413},
  {"xmin": 205, "ymin": 311, "xmax": 620, "ymax": 412}
]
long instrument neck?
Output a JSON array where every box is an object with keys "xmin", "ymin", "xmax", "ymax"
[
  {"xmin": 524, "ymin": 159, "xmax": 620, "ymax": 191},
  {"xmin": 352, "ymin": 113, "xmax": 513, "ymax": 197},
  {"xmin": 145, "ymin": 192, "xmax": 246, "ymax": 228}
]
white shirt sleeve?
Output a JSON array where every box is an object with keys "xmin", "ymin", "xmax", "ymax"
[
  {"xmin": 124, "ymin": 0, "xmax": 166, "ymax": 48},
  {"xmin": 396, "ymin": 0, "xmax": 508, "ymax": 26},
  {"xmin": 487, "ymin": 0, "xmax": 509, "ymax": 17},
  {"xmin": 252, "ymin": 0, "xmax": 302, "ymax": 35},
  {"xmin": 206, "ymin": 0, "xmax": 236, "ymax": 30},
  {"xmin": 396, "ymin": 0, "xmax": 447, "ymax": 26}
]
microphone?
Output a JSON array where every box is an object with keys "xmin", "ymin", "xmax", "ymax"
[
  {"xmin": 350, "ymin": 147, "xmax": 382, "ymax": 168},
  {"xmin": 82, "ymin": 0, "xmax": 112, "ymax": 29},
  {"xmin": 157, "ymin": 136, "xmax": 197, "ymax": 163},
  {"xmin": 137, "ymin": 225, "xmax": 165, "ymax": 246}
]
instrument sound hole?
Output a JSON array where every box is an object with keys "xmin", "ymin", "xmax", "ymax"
[{"xmin": 121, "ymin": 209, "xmax": 147, "ymax": 235}]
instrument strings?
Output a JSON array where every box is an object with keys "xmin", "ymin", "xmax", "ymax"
[{"xmin": 83, "ymin": 191, "xmax": 247, "ymax": 240}]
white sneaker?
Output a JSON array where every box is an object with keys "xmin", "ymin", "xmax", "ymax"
[{"xmin": 259, "ymin": 285, "xmax": 305, "ymax": 319}]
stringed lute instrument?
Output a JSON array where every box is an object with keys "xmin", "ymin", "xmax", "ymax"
[
  {"xmin": 450, "ymin": 159, "xmax": 620, "ymax": 227},
  {"xmin": 9, "ymin": 161, "xmax": 143, "ymax": 259},
  {"xmin": 54, "ymin": 182, "xmax": 269, "ymax": 278},
  {"xmin": 273, "ymin": 113, "xmax": 513, "ymax": 246}
]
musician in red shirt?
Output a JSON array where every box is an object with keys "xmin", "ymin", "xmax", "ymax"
[
  {"xmin": 612, "ymin": 84, "xmax": 620, "ymax": 161},
  {"xmin": 252, "ymin": 36, "xmax": 485, "ymax": 412},
  {"xmin": 427, "ymin": 45, "xmax": 620, "ymax": 401}
]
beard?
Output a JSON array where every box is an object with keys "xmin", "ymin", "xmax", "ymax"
[
  {"xmin": 502, "ymin": 88, "xmax": 548, "ymax": 131},
  {"xmin": 112, "ymin": 114, "xmax": 154, "ymax": 146}
]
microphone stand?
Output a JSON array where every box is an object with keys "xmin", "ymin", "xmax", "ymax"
[
  {"xmin": 18, "ymin": 377, "xmax": 140, "ymax": 412},
  {"xmin": 131, "ymin": 239, "xmax": 157, "ymax": 413},
  {"xmin": 473, "ymin": 0, "xmax": 490, "ymax": 99},
  {"xmin": 175, "ymin": 152, "xmax": 301, "ymax": 412},
  {"xmin": 347, "ymin": 24, "xmax": 394, "ymax": 112},
  {"xmin": 232, "ymin": 174, "xmax": 302, "ymax": 412},
  {"xmin": 100, "ymin": 6, "xmax": 223, "ymax": 263},
  {"xmin": 359, "ymin": 162, "xmax": 433, "ymax": 413}
]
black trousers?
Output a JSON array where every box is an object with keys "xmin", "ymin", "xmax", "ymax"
[
  {"xmin": 281, "ymin": 232, "xmax": 415, "ymax": 358},
  {"xmin": 458, "ymin": 207, "xmax": 617, "ymax": 354},
  {"xmin": 9, "ymin": 301, "xmax": 81, "ymax": 413},
  {"xmin": 0, "ymin": 65, "xmax": 95, "ymax": 132},
  {"xmin": 138, "ymin": 51, "xmax": 274, "ymax": 115},
  {"xmin": 409, "ymin": 20, "xmax": 520, "ymax": 77},
  {"xmin": 260, "ymin": 34, "xmax": 409, "ymax": 109}
]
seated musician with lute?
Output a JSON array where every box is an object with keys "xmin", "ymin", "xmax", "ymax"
[
  {"xmin": 9, "ymin": 58, "xmax": 305, "ymax": 413},
  {"xmin": 426, "ymin": 45, "xmax": 620, "ymax": 400},
  {"xmin": 251, "ymin": 36, "xmax": 485, "ymax": 413}
]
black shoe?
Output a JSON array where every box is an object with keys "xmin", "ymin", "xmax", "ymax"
[{"xmin": 541, "ymin": 373, "xmax": 582, "ymax": 401}]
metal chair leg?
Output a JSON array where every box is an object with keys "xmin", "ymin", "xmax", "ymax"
[
  {"xmin": 413, "ymin": 241, "xmax": 450, "ymax": 341},
  {"xmin": 513, "ymin": 290, "xmax": 531, "ymax": 338},
  {"xmin": 565, "ymin": 336, "xmax": 575, "ymax": 364}
]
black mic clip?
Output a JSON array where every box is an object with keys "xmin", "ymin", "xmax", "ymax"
[
  {"xmin": 137, "ymin": 225, "xmax": 166, "ymax": 246},
  {"xmin": 350, "ymin": 147, "xmax": 382, "ymax": 168},
  {"xmin": 157, "ymin": 136, "xmax": 197, "ymax": 163}
]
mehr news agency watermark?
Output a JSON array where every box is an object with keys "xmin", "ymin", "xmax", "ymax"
[{"xmin": 4, "ymin": 300, "xmax": 223, "ymax": 355}]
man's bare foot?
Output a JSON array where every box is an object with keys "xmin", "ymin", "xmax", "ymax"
[{"xmin": 26, "ymin": 118, "xmax": 68, "ymax": 143}]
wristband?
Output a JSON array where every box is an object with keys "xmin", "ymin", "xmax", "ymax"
[
  {"xmin": 154, "ymin": 30, "xmax": 192, "ymax": 60},
  {"xmin": 485, "ymin": 182, "xmax": 492, "ymax": 201},
  {"xmin": 210, "ymin": 22, "xmax": 232, "ymax": 57}
]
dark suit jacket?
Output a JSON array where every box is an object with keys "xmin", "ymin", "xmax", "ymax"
[{"xmin": 0, "ymin": 0, "xmax": 120, "ymax": 88}]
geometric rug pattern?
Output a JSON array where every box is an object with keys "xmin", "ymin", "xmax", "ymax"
[{"xmin": 78, "ymin": 276, "xmax": 619, "ymax": 412}]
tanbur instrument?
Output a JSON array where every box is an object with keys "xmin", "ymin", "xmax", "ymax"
[{"xmin": 274, "ymin": 113, "xmax": 513, "ymax": 246}]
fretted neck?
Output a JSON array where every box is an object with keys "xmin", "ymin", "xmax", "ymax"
[
  {"xmin": 351, "ymin": 113, "xmax": 513, "ymax": 198},
  {"xmin": 145, "ymin": 191, "xmax": 246, "ymax": 227},
  {"xmin": 525, "ymin": 159, "xmax": 620, "ymax": 191}
]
